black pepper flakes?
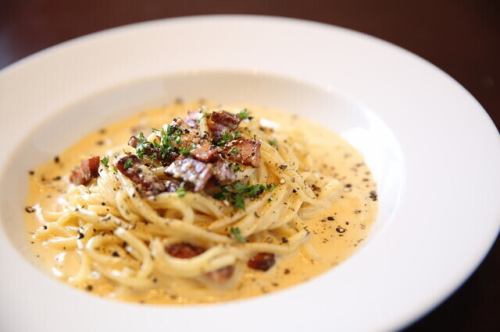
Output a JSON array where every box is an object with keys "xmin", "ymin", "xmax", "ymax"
[
  {"xmin": 53, "ymin": 156, "xmax": 60, "ymax": 163},
  {"xmin": 336, "ymin": 226, "xmax": 347, "ymax": 234},
  {"xmin": 327, "ymin": 216, "xmax": 335, "ymax": 221},
  {"xmin": 369, "ymin": 191, "xmax": 378, "ymax": 201},
  {"xmin": 112, "ymin": 251, "xmax": 120, "ymax": 257},
  {"xmin": 52, "ymin": 176, "xmax": 62, "ymax": 181},
  {"xmin": 25, "ymin": 206, "xmax": 36, "ymax": 213},
  {"xmin": 85, "ymin": 285, "xmax": 93, "ymax": 292},
  {"xmin": 28, "ymin": 170, "xmax": 35, "ymax": 176}
]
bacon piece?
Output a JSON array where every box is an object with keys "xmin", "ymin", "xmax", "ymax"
[
  {"xmin": 190, "ymin": 141, "xmax": 219, "ymax": 162},
  {"xmin": 166, "ymin": 242, "xmax": 206, "ymax": 258},
  {"xmin": 128, "ymin": 136, "xmax": 139, "ymax": 148},
  {"xmin": 69, "ymin": 156, "xmax": 100, "ymax": 185},
  {"xmin": 165, "ymin": 179, "xmax": 181, "ymax": 192},
  {"xmin": 165, "ymin": 157, "xmax": 213, "ymax": 191},
  {"xmin": 116, "ymin": 155, "xmax": 173, "ymax": 196},
  {"xmin": 223, "ymin": 138, "xmax": 261, "ymax": 167},
  {"xmin": 185, "ymin": 111, "xmax": 202, "ymax": 128},
  {"xmin": 212, "ymin": 161, "xmax": 237, "ymax": 184},
  {"xmin": 205, "ymin": 266, "xmax": 234, "ymax": 283},
  {"xmin": 207, "ymin": 111, "xmax": 241, "ymax": 139},
  {"xmin": 247, "ymin": 253, "xmax": 275, "ymax": 271}
]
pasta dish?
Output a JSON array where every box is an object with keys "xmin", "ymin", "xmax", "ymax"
[{"xmin": 25, "ymin": 101, "xmax": 377, "ymax": 304}]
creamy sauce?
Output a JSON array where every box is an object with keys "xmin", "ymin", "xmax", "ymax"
[{"xmin": 25, "ymin": 100, "xmax": 377, "ymax": 304}]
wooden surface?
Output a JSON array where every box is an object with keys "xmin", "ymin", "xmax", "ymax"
[{"xmin": 1, "ymin": 1, "xmax": 498, "ymax": 330}]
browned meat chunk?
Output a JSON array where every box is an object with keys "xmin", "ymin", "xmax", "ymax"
[
  {"xmin": 185, "ymin": 111, "xmax": 202, "ymax": 128},
  {"xmin": 166, "ymin": 242, "xmax": 206, "ymax": 258},
  {"xmin": 116, "ymin": 155, "xmax": 172, "ymax": 196},
  {"xmin": 190, "ymin": 141, "xmax": 219, "ymax": 162},
  {"xmin": 223, "ymin": 138, "xmax": 261, "ymax": 167},
  {"xmin": 128, "ymin": 136, "xmax": 138, "ymax": 148},
  {"xmin": 165, "ymin": 157, "xmax": 213, "ymax": 191},
  {"xmin": 212, "ymin": 161, "xmax": 237, "ymax": 184},
  {"xmin": 69, "ymin": 156, "xmax": 100, "ymax": 185},
  {"xmin": 247, "ymin": 252, "xmax": 275, "ymax": 271},
  {"xmin": 207, "ymin": 111, "xmax": 241, "ymax": 139}
]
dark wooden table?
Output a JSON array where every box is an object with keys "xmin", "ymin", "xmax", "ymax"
[{"xmin": 1, "ymin": 1, "xmax": 498, "ymax": 330}]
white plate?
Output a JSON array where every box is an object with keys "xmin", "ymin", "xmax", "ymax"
[{"xmin": 0, "ymin": 15, "xmax": 498, "ymax": 332}]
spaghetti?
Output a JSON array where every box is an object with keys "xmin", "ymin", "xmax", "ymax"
[{"xmin": 26, "ymin": 101, "xmax": 377, "ymax": 304}]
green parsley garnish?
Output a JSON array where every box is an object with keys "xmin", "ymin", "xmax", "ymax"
[
  {"xmin": 268, "ymin": 138, "xmax": 278, "ymax": 148},
  {"xmin": 229, "ymin": 163, "xmax": 242, "ymax": 172},
  {"xmin": 123, "ymin": 158, "xmax": 133, "ymax": 169},
  {"xmin": 176, "ymin": 186, "xmax": 187, "ymax": 198},
  {"xmin": 159, "ymin": 125, "xmax": 183, "ymax": 160},
  {"xmin": 135, "ymin": 132, "xmax": 155, "ymax": 160},
  {"xmin": 134, "ymin": 125, "xmax": 185, "ymax": 162},
  {"xmin": 215, "ymin": 130, "xmax": 240, "ymax": 146},
  {"xmin": 101, "ymin": 156, "xmax": 109, "ymax": 167},
  {"xmin": 237, "ymin": 109, "xmax": 251, "ymax": 120},
  {"xmin": 229, "ymin": 147, "xmax": 240, "ymax": 155},
  {"xmin": 213, "ymin": 182, "xmax": 275, "ymax": 209},
  {"xmin": 179, "ymin": 144, "xmax": 195, "ymax": 157},
  {"xmin": 229, "ymin": 227, "xmax": 246, "ymax": 243}
]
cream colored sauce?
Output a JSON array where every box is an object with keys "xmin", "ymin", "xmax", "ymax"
[{"xmin": 25, "ymin": 100, "xmax": 377, "ymax": 305}]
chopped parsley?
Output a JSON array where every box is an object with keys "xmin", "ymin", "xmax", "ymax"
[
  {"xmin": 101, "ymin": 156, "xmax": 109, "ymax": 167},
  {"xmin": 213, "ymin": 182, "xmax": 275, "ymax": 209},
  {"xmin": 135, "ymin": 132, "xmax": 155, "ymax": 159},
  {"xmin": 215, "ymin": 130, "xmax": 240, "ymax": 146},
  {"xmin": 229, "ymin": 227, "xmax": 246, "ymax": 243},
  {"xmin": 229, "ymin": 147, "xmax": 240, "ymax": 155},
  {"xmin": 123, "ymin": 158, "xmax": 133, "ymax": 170},
  {"xmin": 159, "ymin": 125, "xmax": 183, "ymax": 160},
  {"xmin": 176, "ymin": 186, "xmax": 187, "ymax": 198},
  {"xmin": 237, "ymin": 109, "xmax": 251, "ymax": 120},
  {"xmin": 135, "ymin": 124, "xmax": 185, "ymax": 162},
  {"xmin": 229, "ymin": 163, "xmax": 242, "ymax": 172},
  {"xmin": 268, "ymin": 138, "xmax": 278, "ymax": 148},
  {"xmin": 179, "ymin": 144, "xmax": 195, "ymax": 157}
]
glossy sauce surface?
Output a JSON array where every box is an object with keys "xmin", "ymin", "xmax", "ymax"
[{"xmin": 25, "ymin": 101, "xmax": 378, "ymax": 304}]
